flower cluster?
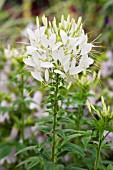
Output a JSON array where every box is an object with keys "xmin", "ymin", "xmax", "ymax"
[
  {"xmin": 87, "ymin": 96, "xmax": 113, "ymax": 123},
  {"xmin": 23, "ymin": 15, "xmax": 94, "ymax": 82}
]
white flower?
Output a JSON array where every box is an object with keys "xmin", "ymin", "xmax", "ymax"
[
  {"xmin": 31, "ymin": 70, "xmax": 43, "ymax": 82},
  {"xmin": 70, "ymin": 55, "xmax": 94, "ymax": 75},
  {"xmin": 24, "ymin": 15, "xmax": 95, "ymax": 82},
  {"xmin": 45, "ymin": 69, "xmax": 49, "ymax": 82}
]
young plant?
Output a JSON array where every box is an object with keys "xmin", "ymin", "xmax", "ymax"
[
  {"xmin": 16, "ymin": 15, "xmax": 96, "ymax": 169},
  {"xmin": 87, "ymin": 97, "xmax": 113, "ymax": 170}
]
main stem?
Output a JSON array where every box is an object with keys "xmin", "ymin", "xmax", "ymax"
[
  {"xmin": 52, "ymin": 74, "xmax": 59, "ymax": 163},
  {"xmin": 94, "ymin": 139, "xmax": 101, "ymax": 170},
  {"xmin": 21, "ymin": 72, "xmax": 25, "ymax": 143}
]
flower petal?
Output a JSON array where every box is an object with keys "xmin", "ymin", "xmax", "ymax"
[
  {"xmin": 49, "ymin": 34, "xmax": 56, "ymax": 48},
  {"xmin": 79, "ymin": 54, "xmax": 94, "ymax": 68},
  {"xmin": 60, "ymin": 30, "xmax": 68, "ymax": 44},
  {"xmin": 52, "ymin": 42, "xmax": 62, "ymax": 51},
  {"xmin": 81, "ymin": 43, "xmax": 93, "ymax": 55},
  {"xmin": 70, "ymin": 66, "xmax": 84, "ymax": 75},
  {"xmin": 41, "ymin": 34, "xmax": 48, "ymax": 48},
  {"xmin": 23, "ymin": 57, "xmax": 36, "ymax": 67},
  {"xmin": 40, "ymin": 62, "xmax": 54, "ymax": 68},
  {"xmin": 45, "ymin": 69, "xmax": 49, "ymax": 82},
  {"xmin": 31, "ymin": 70, "xmax": 43, "ymax": 82},
  {"xmin": 54, "ymin": 69, "xmax": 65, "ymax": 78},
  {"xmin": 27, "ymin": 28, "xmax": 36, "ymax": 40}
]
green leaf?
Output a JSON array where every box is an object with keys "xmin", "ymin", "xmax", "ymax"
[
  {"xmin": 15, "ymin": 145, "xmax": 37, "ymax": 156},
  {"xmin": 62, "ymin": 134, "xmax": 84, "ymax": 145},
  {"xmin": 105, "ymin": 126, "xmax": 113, "ymax": 132},
  {"xmin": 107, "ymin": 164, "xmax": 113, "ymax": 170},
  {"xmin": 61, "ymin": 143, "xmax": 84, "ymax": 157},
  {"xmin": 56, "ymin": 129, "xmax": 65, "ymax": 138},
  {"xmin": 27, "ymin": 159, "xmax": 40, "ymax": 170},
  {"xmin": 65, "ymin": 165, "xmax": 87, "ymax": 170},
  {"xmin": 56, "ymin": 164, "xmax": 64, "ymax": 170},
  {"xmin": 37, "ymin": 125, "xmax": 51, "ymax": 132},
  {"xmin": 0, "ymin": 143, "xmax": 14, "ymax": 159},
  {"xmin": 82, "ymin": 136, "xmax": 91, "ymax": 149},
  {"xmin": 44, "ymin": 161, "xmax": 56, "ymax": 170},
  {"xmin": 17, "ymin": 156, "xmax": 39, "ymax": 167}
]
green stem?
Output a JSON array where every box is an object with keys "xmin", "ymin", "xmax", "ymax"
[
  {"xmin": 21, "ymin": 72, "xmax": 25, "ymax": 143},
  {"xmin": 52, "ymin": 74, "xmax": 59, "ymax": 163},
  {"xmin": 94, "ymin": 139, "xmax": 101, "ymax": 170}
]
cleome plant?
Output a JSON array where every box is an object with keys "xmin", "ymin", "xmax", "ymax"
[{"xmin": 1, "ymin": 15, "xmax": 113, "ymax": 170}]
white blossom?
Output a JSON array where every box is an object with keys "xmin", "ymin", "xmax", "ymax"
[{"xmin": 23, "ymin": 15, "xmax": 95, "ymax": 82}]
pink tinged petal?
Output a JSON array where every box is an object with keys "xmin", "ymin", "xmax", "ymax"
[
  {"xmin": 49, "ymin": 34, "xmax": 56, "ymax": 48},
  {"xmin": 45, "ymin": 69, "xmax": 49, "ymax": 81},
  {"xmin": 23, "ymin": 57, "xmax": 37, "ymax": 67},
  {"xmin": 40, "ymin": 62, "xmax": 54, "ymax": 68},
  {"xmin": 60, "ymin": 30, "xmax": 68, "ymax": 44},
  {"xmin": 81, "ymin": 43, "xmax": 93, "ymax": 55},
  {"xmin": 31, "ymin": 70, "xmax": 43, "ymax": 82},
  {"xmin": 70, "ymin": 66, "xmax": 84, "ymax": 75}
]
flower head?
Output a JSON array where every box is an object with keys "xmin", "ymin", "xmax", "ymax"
[
  {"xmin": 23, "ymin": 15, "xmax": 95, "ymax": 82},
  {"xmin": 87, "ymin": 96, "xmax": 113, "ymax": 125}
]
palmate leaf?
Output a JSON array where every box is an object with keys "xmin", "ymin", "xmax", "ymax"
[
  {"xmin": 17, "ymin": 156, "xmax": 39, "ymax": 167},
  {"xmin": 107, "ymin": 164, "xmax": 113, "ymax": 170},
  {"xmin": 82, "ymin": 136, "xmax": 91, "ymax": 149},
  {"xmin": 62, "ymin": 134, "xmax": 84, "ymax": 145},
  {"xmin": 36, "ymin": 125, "xmax": 51, "ymax": 132},
  {"xmin": 56, "ymin": 129, "xmax": 66, "ymax": 139},
  {"xmin": 60, "ymin": 143, "xmax": 84, "ymax": 157},
  {"xmin": 27, "ymin": 159, "xmax": 40, "ymax": 170},
  {"xmin": 15, "ymin": 145, "xmax": 37, "ymax": 156},
  {"xmin": 44, "ymin": 161, "xmax": 56, "ymax": 170},
  {"xmin": 0, "ymin": 0, "xmax": 5, "ymax": 10},
  {"xmin": 0, "ymin": 142, "xmax": 14, "ymax": 159},
  {"xmin": 65, "ymin": 166, "xmax": 87, "ymax": 170}
]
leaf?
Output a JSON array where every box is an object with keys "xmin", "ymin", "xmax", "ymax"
[
  {"xmin": 61, "ymin": 143, "xmax": 84, "ymax": 157},
  {"xmin": 27, "ymin": 159, "xmax": 40, "ymax": 170},
  {"xmin": 0, "ymin": 0, "xmax": 5, "ymax": 9},
  {"xmin": 56, "ymin": 164, "xmax": 64, "ymax": 170},
  {"xmin": 105, "ymin": 126, "xmax": 113, "ymax": 132},
  {"xmin": 44, "ymin": 161, "xmax": 56, "ymax": 170},
  {"xmin": 62, "ymin": 134, "xmax": 84, "ymax": 145},
  {"xmin": 65, "ymin": 165, "xmax": 87, "ymax": 170},
  {"xmin": 37, "ymin": 125, "xmax": 51, "ymax": 132},
  {"xmin": 0, "ymin": 143, "xmax": 14, "ymax": 159},
  {"xmin": 107, "ymin": 164, "xmax": 113, "ymax": 170},
  {"xmin": 82, "ymin": 136, "xmax": 91, "ymax": 149},
  {"xmin": 15, "ymin": 145, "xmax": 37, "ymax": 156},
  {"xmin": 17, "ymin": 156, "xmax": 39, "ymax": 167},
  {"xmin": 56, "ymin": 129, "xmax": 65, "ymax": 138}
]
